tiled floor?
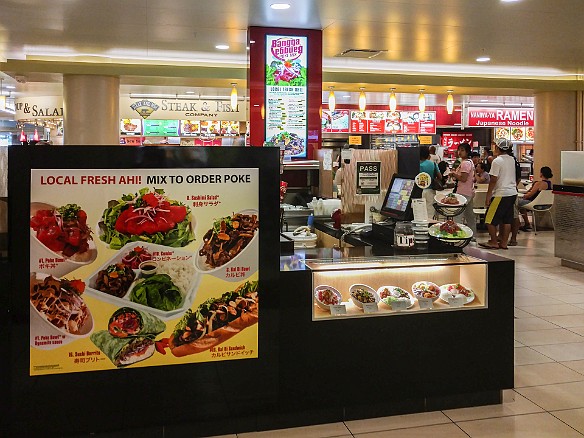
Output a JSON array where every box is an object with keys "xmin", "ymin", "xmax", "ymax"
[{"xmin": 211, "ymin": 231, "xmax": 584, "ymax": 437}]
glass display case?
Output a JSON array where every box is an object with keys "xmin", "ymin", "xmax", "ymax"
[{"xmin": 308, "ymin": 253, "xmax": 487, "ymax": 320}]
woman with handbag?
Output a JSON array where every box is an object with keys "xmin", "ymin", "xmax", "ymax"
[
  {"xmin": 420, "ymin": 145, "xmax": 442, "ymax": 220},
  {"xmin": 450, "ymin": 143, "xmax": 477, "ymax": 236}
]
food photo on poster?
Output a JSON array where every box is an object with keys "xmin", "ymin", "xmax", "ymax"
[{"xmin": 28, "ymin": 168, "xmax": 260, "ymax": 375}]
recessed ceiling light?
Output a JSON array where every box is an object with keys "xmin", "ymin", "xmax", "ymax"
[
  {"xmin": 270, "ymin": 3, "xmax": 291, "ymax": 9},
  {"xmin": 215, "ymin": 44, "xmax": 230, "ymax": 50},
  {"xmin": 343, "ymin": 95, "xmax": 351, "ymax": 98},
  {"xmin": 5, "ymin": 85, "xmax": 15, "ymax": 89},
  {"xmin": 501, "ymin": 0, "xmax": 522, "ymax": 2},
  {"xmin": 476, "ymin": 56, "xmax": 491, "ymax": 62},
  {"xmin": 481, "ymin": 99, "xmax": 489, "ymax": 102},
  {"xmin": 185, "ymin": 91, "xmax": 195, "ymax": 94}
]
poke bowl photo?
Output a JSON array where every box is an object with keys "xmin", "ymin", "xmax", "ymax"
[
  {"xmin": 194, "ymin": 209, "xmax": 259, "ymax": 281},
  {"xmin": 30, "ymin": 273, "xmax": 94, "ymax": 350},
  {"xmin": 349, "ymin": 284, "xmax": 379, "ymax": 309},
  {"xmin": 30, "ymin": 202, "xmax": 98, "ymax": 277},
  {"xmin": 314, "ymin": 285, "xmax": 342, "ymax": 311}
]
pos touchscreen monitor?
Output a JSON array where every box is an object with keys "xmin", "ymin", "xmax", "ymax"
[{"xmin": 379, "ymin": 174, "xmax": 421, "ymax": 221}]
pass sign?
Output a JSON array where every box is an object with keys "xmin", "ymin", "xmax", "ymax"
[{"xmin": 356, "ymin": 161, "xmax": 381, "ymax": 195}]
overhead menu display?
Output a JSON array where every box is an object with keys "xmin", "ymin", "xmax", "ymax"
[
  {"xmin": 265, "ymin": 35, "xmax": 308, "ymax": 158},
  {"xmin": 344, "ymin": 110, "xmax": 436, "ymax": 134},
  {"xmin": 29, "ymin": 168, "xmax": 259, "ymax": 375},
  {"xmin": 322, "ymin": 110, "xmax": 350, "ymax": 133},
  {"xmin": 143, "ymin": 120, "xmax": 180, "ymax": 136}
]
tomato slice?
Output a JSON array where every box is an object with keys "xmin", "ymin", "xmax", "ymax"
[{"xmin": 168, "ymin": 205, "xmax": 187, "ymax": 223}]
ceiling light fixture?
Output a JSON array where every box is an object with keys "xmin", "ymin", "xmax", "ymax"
[
  {"xmin": 270, "ymin": 3, "xmax": 291, "ymax": 9},
  {"xmin": 230, "ymin": 83, "xmax": 238, "ymax": 111},
  {"xmin": 328, "ymin": 86, "xmax": 336, "ymax": 112},
  {"xmin": 476, "ymin": 49, "xmax": 491, "ymax": 62},
  {"xmin": 5, "ymin": 85, "xmax": 15, "ymax": 89},
  {"xmin": 418, "ymin": 89, "xmax": 426, "ymax": 113},
  {"xmin": 389, "ymin": 88, "xmax": 397, "ymax": 112},
  {"xmin": 185, "ymin": 91, "xmax": 195, "ymax": 94},
  {"xmin": 446, "ymin": 90, "xmax": 454, "ymax": 115},
  {"xmin": 359, "ymin": 87, "xmax": 366, "ymax": 112},
  {"xmin": 20, "ymin": 129, "xmax": 26, "ymax": 143},
  {"xmin": 215, "ymin": 44, "xmax": 230, "ymax": 50}
]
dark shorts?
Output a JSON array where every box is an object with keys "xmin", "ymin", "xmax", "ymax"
[{"xmin": 485, "ymin": 195, "xmax": 517, "ymax": 226}]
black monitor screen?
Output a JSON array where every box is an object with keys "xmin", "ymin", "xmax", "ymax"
[{"xmin": 380, "ymin": 174, "xmax": 420, "ymax": 220}]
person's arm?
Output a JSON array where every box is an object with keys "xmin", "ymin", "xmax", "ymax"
[
  {"xmin": 523, "ymin": 181, "xmax": 544, "ymax": 199},
  {"xmin": 485, "ymin": 175, "xmax": 497, "ymax": 206}
]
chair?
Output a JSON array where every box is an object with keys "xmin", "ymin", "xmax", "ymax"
[
  {"xmin": 520, "ymin": 190, "xmax": 554, "ymax": 234},
  {"xmin": 472, "ymin": 190, "xmax": 488, "ymax": 227}
]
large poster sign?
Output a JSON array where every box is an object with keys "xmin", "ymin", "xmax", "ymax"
[
  {"xmin": 265, "ymin": 35, "xmax": 308, "ymax": 158},
  {"xmin": 29, "ymin": 168, "xmax": 259, "ymax": 375},
  {"xmin": 467, "ymin": 107, "xmax": 534, "ymax": 127},
  {"xmin": 345, "ymin": 110, "xmax": 436, "ymax": 134},
  {"xmin": 15, "ymin": 96, "xmax": 64, "ymax": 120},
  {"xmin": 441, "ymin": 132, "xmax": 474, "ymax": 150}
]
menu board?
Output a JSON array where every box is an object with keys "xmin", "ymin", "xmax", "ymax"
[
  {"xmin": 494, "ymin": 126, "xmax": 534, "ymax": 142},
  {"xmin": 180, "ymin": 120, "xmax": 200, "ymax": 136},
  {"xmin": 200, "ymin": 120, "xmax": 221, "ymax": 136},
  {"xmin": 265, "ymin": 35, "xmax": 308, "ymax": 158},
  {"xmin": 143, "ymin": 119, "xmax": 180, "ymax": 136},
  {"xmin": 220, "ymin": 121, "xmax": 240, "ymax": 136},
  {"xmin": 347, "ymin": 110, "xmax": 436, "ymax": 134},
  {"xmin": 29, "ymin": 168, "xmax": 259, "ymax": 375},
  {"xmin": 441, "ymin": 133, "xmax": 474, "ymax": 150},
  {"xmin": 322, "ymin": 110, "xmax": 350, "ymax": 133},
  {"xmin": 120, "ymin": 119, "xmax": 142, "ymax": 136}
]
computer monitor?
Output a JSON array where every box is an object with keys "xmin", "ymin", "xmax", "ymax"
[{"xmin": 379, "ymin": 174, "xmax": 421, "ymax": 221}]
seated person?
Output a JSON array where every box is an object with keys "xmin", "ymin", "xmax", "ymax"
[
  {"xmin": 475, "ymin": 162, "xmax": 491, "ymax": 184},
  {"xmin": 470, "ymin": 151, "xmax": 481, "ymax": 166},
  {"xmin": 517, "ymin": 166, "xmax": 553, "ymax": 231}
]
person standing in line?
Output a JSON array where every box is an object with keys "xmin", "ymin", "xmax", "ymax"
[
  {"xmin": 420, "ymin": 145, "xmax": 442, "ymax": 220},
  {"xmin": 479, "ymin": 139, "xmax": 518, "ymax": 250},
  {"xmin": 450, "ymin": 143, "xmax": 477, "ymax": 236},
  {"xmin": 429, "ymin": 145, "xmax": 440, "ymax": 164}
]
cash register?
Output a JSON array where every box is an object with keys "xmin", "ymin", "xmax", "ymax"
[{"xmin": 372, "ymin": 174, "xmax": 422, "ymax": 243}]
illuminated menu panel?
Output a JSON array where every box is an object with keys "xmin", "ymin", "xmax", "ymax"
[{"xmin": 265, "ymin": 35, "xmax": 308, "ymax": 158}]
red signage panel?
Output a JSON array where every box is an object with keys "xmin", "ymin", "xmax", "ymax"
[{"xmin": 467, "ymin": 107, "xmax": 534, "ymax": 127}]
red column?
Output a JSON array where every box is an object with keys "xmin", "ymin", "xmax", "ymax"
[{"xmin": 248, "ymin": 26, "xmax": 322, "ymax": 159}]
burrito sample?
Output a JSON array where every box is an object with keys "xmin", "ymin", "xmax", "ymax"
[
  {"xmin": 108, "ymin": 307, "xmax": 166, "ymax": 338},
  {"xmin": 90, "ymin": 330, "xmax": 155, "ymax": 368}
]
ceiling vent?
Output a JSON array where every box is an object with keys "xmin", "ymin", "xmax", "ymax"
[{"xmin": 336, "ymin": 49, "xmax": 387, "ymax": 59}]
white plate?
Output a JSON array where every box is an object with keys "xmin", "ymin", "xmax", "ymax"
[
  {"xmin": 377, "ymin": 286, "xmax": 415, "ymax": 309},
  {"xmin": 314, "ymin": 285, "xmax": 343, "ymax": 311},
  {"xmin": 428, "ymin": 222, "xmax": 473, "ymax": 240},
  {"xmin": 84, "ymin": 242, "xmax": 201, "ymax": 321},
  {"xmin": 411, "ymin": 281, "xmax": 441, "ymax": 302},
  {"xmin": 349, "ymin": 283, "xmax": 379, "ymax": 308},
  {"xmin": 434, "ymin": 193, "xmax": 467, "ymax": 206},
  {"xmin": 439, "ymin": 283, "xmax": 475, "ymax": 305}
]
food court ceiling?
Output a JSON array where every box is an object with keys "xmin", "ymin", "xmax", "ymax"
[{"xmin": 0, "ymin": 0, "xmax": 583, "ymax": 101}]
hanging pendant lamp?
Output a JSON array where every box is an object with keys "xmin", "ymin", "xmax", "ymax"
[
  {"xmin": 230, "ymin": 83, "xmax": 238, "ymax": 111},
  {"xmin": 446, "ymin": 90, "xmax": 454, "ymax": 115},
  {"xmin": 389, "ymin": 88, "xmax": 397, "ymax": 112},
  {"xmin": 358, "ymin": 87, "xmax": 366, "ymax": 112},
  {"xmin": 328, "ymin": 86, "xmax": 336, "ymax": 112},
  {"xmin": 418, "ymin": 89, "xmax": 426, "ymax": 113}
]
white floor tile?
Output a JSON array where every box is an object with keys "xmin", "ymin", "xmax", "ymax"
[
  {"xmin": 531, "ymin": 342, "xmax": 584, "ymax": 361},
  {"xmin": 514, "ymin": 362, "xmax": 584, "ymax": 387},
  {"xmin": 516, "ymin": 380, "xmax": 584, "ymax": 410},
  {"xmin": 561, "ymin": 359, "xmax": 584, "ymax": 375},
  {"xmin": 517, "ymin": 304, "xmax": 584, "ymax": 317},
  {"xmin": 345, "ymin": 411, "xmax": 451, "ymax": 435},
  {"xmin": 551, "ymin": 408, "xmax": 584, "ymax": 433},
  {"xmin": 514, "ymin": 318, "xmax": 559, "ymax": 332},
  {"xmin": 353, "ymin": 423, "xmax": 467, "ymax": 438},
  {"xmin": 514, "ymin": 347, "xmax": 555, "ymax": 365},
  {"xmin": 456, "ymin": 412, "xmax": 583, "ymax": 437},
  {"xmin": 514, "ymin": 328, "xmax": 584, "ymax": 346},
  {"xmin": 542, "ymin": 314, "xmax": 584, "ymax": 328}
]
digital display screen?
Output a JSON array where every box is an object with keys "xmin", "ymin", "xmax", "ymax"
[{"xmin": 383, "ymin": 177, "xmax": 416, "ymax": 212}]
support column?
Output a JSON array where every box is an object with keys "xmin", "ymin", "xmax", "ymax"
[
  {"xmin": 63, "ymin": 75, "xmax": 119, "ymax": 145},
  {"xmin": 534, "ymin": 91, "xmax": 578, "ymax": 179}
]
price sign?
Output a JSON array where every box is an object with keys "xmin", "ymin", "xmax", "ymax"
[
  {"xmin": 362, "ymin": 302, "xmax": 379, "ymax": 314},
  {"xmin": 330, "ymin": 304, "xmax": 347, "ymax": 316},
  {"xmin": 391, "ymin": 300, "xmax": 409, "ymax": 312},
  {"xmin": 418, "ymin": 297, "xmax": 434, "ymax": 310},
  {"xmin": 448, "ymin": 296, "xmax": 465, "ymax": 308}
]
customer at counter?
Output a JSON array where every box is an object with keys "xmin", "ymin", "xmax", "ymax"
[
  {"xmin": 420, "ymin": 146, "xmax": 442, "ymax": 219},
  {"xmin": 476, "ymin": 162, "xmax": 491, "ymax": 184},
  {"xmin": 450, "ymin": 143, "xmax": 477, "ymax": 236},
  {"xmin": 479, "ymin": 139, "xmax": 518, "ymax": 250}
]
